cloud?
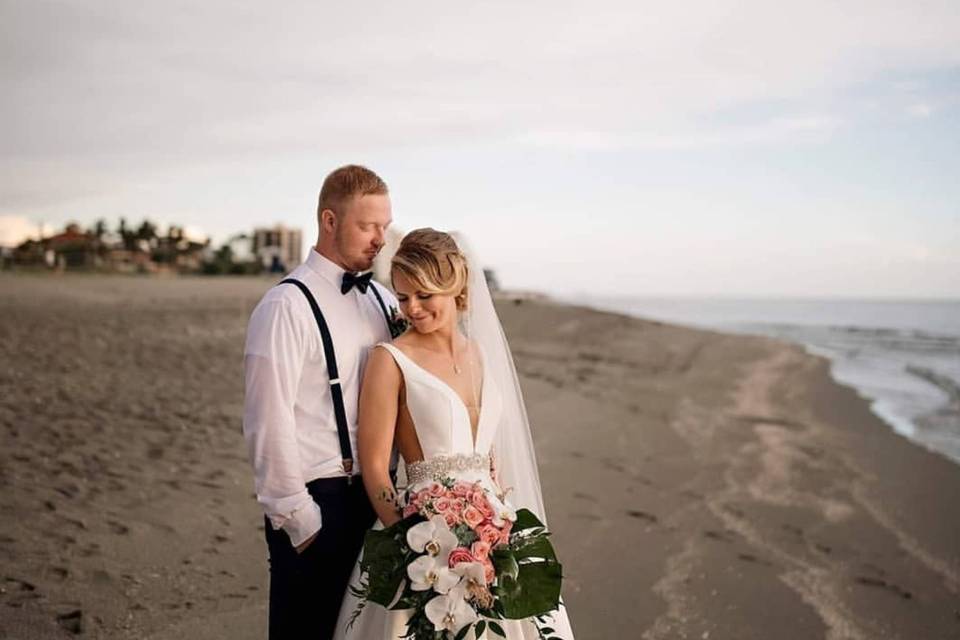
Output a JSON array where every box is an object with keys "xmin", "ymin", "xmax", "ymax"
[
  {"xmin": 0, "ymin": 216, "xmax": 52, "ymax": 247},
  {"xmin": 1, "ymin": 0, "xmax": 959, "ymax": 298},
  {"xmin": 515, "ymin": 113, "xmax": 843, "ymax": 151},
  {"xmin": 3, "ymin": 0, "xmax": 959, "ymax": 168}
]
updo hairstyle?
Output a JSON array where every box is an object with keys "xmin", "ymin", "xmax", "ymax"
[{"xmin": 391, "ymin": 228, "xmax": 469, "ymax": 310}]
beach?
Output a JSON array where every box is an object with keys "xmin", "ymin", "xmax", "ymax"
[{"xmin": 1, "ymin": 274, "xmax": 958, "ymax": 639}]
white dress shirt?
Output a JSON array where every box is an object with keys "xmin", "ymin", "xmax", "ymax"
[{"xmin": 243, "ymin": 248, "xmax": 398, "ymax": 547}]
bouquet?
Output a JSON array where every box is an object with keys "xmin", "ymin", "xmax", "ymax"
[{"xmin": 349, "ymin": 477, "xmax": 564, "ymax": 639}]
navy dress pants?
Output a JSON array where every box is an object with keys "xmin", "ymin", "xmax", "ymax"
[{"xmin": 263, "ymin": 476, "xmax": 376, "ymax": 640}]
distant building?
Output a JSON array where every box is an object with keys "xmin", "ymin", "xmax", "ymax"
[
  {"xmin": 227, "ymin": 234, "xmax": 255, "ymax": 263},
  {"xmin": 253, "ymin": 225, "xmax": 302, "ymax": 273},
  {"xmin": 44, "ymin": 223, "xmax": 98, "ymax": 269}
]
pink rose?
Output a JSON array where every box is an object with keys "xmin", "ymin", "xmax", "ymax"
[
  {"xmin": 448, "ymin": 547, "xmax": 475, "ymax": 568},
  {"xmin": 443, "ymin": 510, "xmax": 460, "ymax": 528},
  {"xmin": 452, "ymin": 482, "xmax": 472, "ymax": 498},
  {"xmin": 477, "ymin": 523, "xmax": 502, "ymax": 545},
  {"xmin": 471, "ymin": 540, "xmax": 492, "ymax": 561},
  {"xmin": 403, "ymin": 502, "xmax": 419, "ymax": 518},
  {"xmin": 451, "ymin": 498, "xmax": 466, "ymax": 514},
  {"xmin": 428, "ymin": 482, "xmax": 445, "ymax": 498},
  {"xmin": 434, "ymin": 496, "xmax": 452, "ymax": 513},
  {"xmin": 468, "ymin": 490, "xmax": 486, "ymax": 508},
  {"xmin": 463, "ymin": 505, "xmax": 484, "ymax": 529},
  {"xmin": 471, "ymin": 493, "xmax": 495, "ymax": 519},
  {"xmin": 498, "ymin": 520, "xmax": 513, "ymax": 546},
  {"xmin": 482, "ymin": 558, "xmax": 496, "ymax": 584}
]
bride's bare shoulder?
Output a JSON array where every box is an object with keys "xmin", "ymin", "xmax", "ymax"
[{"xmin": 389, "ymin": 332, "xmax": 419, "ymax": 357}]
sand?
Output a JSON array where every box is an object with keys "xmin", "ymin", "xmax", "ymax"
[{"xmin": 1, "ymin": 273, "xmax": 958, "ymax": 639}]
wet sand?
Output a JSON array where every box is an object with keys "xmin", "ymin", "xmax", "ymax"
[{"xmin": 1, "ymin": 274, "xmax": 958, "ymax": 639}]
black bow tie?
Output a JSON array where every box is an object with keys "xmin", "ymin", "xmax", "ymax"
[{"xmin": 341, "ymin": 271, "xmax": 374, "ymax": 295}]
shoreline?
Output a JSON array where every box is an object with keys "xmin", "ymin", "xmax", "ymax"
[
  {"xmin": 569, "ymin": 295, "xmax": 960, "ymax": 471},
  {"xmin": 1, "ymin": 275, "xmax": 958, "ymax": 639}
]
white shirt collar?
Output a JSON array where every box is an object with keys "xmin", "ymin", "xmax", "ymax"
[{"xmin": 305, "ymin": 248, "xmax": 349, "ymax": 288}]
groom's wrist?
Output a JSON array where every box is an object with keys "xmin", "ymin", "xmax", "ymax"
[{"xmin": 283, "ymin": 501, "xmax": 323, "ymax": 548}]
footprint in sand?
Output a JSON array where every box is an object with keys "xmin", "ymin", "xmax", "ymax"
[
  {"xmin": 107, "ymin": 520, "xmax": 129, "ymax": 535},
  {"xmin": 734, "ymin": 414, "xmax": 806, "ymax": 431},
  {"xmin": 2, "ymin": 577, "xmax": 41, "ymax": 607},
  {"xmin": 626, "ymin": 509, "xmax": 658, "ymax": 524},
  {"xmin": 56, "ymin": 609, "xmax": 83, "ymax": 634},
  {"xmin": 703, "ymin": 529, "xmax": 734, "ymax": 542},
  {"xmin": 854, "ymin": 575, "xmax": 913, "ymax": 600},
  {"xmin": 60, "ymin": 516, "xmax": 87, "ymax": 531},
  {"xmin": 48, "ymin": 567, "xmax": 69, "ymax": 581},
  {"xmin": 737, "ymin": 552, "xmax": 774, "ymax": 567}
]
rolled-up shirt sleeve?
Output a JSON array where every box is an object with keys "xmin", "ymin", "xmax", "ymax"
[{"xmin": 243, "ymin": 297, "xmax": 322, "ymax": 548}]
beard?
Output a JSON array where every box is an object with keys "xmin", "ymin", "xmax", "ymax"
[{"xmin": 336, "ymin": 239, "xmax": 379, "ymax": 272}]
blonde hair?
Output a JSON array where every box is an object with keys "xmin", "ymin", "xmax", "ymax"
[
  {"xmin": 317, "ymin": 164, "xmax": 388, "ymax": 216},
  {"xmin": 391, "ymin": 228, "xmax": 469, "ymax": 310}
]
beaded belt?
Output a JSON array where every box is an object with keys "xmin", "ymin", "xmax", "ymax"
[{"xmin": 405, "ymin": 453, "xmax": 491, "ymax": 486}]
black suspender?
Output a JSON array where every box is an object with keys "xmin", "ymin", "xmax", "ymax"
[
  {"xmin": 368, "ymin": 283, "xmax": 392, "ymax": 332},
  {"xmin": 278, "ymin": 277, "xmax": 394, "ymax": 481}
]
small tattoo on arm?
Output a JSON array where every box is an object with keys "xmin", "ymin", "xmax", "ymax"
[{"xmin": 377, "ymin": 485, "xmax": 399, "ymax": 509}]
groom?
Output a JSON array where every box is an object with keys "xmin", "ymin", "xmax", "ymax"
[{"xmin": 243, "ymin": 165, "xmax": 398, "ymax": 639}]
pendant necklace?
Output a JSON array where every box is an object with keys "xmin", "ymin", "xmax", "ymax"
[{"xmin": 452, "ymin": 338, "xmax": 463, "ymax": 374}]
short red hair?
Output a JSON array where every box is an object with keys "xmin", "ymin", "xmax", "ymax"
[{"xmin": 317, "ymin": 165, "xmax": 389, "ymax": 216}]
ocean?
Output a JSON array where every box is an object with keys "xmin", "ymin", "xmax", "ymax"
[{"xmin": 573, "ymin": 296, "xmax": 960, "ymax": 467}]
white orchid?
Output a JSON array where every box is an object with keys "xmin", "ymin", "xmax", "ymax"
[
  {"xmin": 424, "ymin": 586, "xmax": 479, "ymax": 635},
  {"xmin": 452, "ymin": 561, "xmax": 487, "ymax": 587},
  {"xmin": 407, "ymin": 554, "xmax": 461, "ymax": 594},
  {"xmin": 406, "ymin": 515, "xmax": 458, "ymax": 559},
  {"xmin": 486, "ymin": 492, "xmax": 517, "ymax": 527}
]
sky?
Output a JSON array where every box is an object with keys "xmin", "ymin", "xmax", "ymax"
[{"xmin": 1, "ymin": 0, "xmax": 958, "ymax": 298}]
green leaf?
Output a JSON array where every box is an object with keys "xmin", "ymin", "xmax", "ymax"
[
  {"xmin": 492, "ymin": 551, "xmax": 519, "ymax": 581},
  {"xmin": 497, "ymin": 562, "xmax": 563, "ymax": 619},
  {"xmin": 475, "ymin": 620, "xmax": 486, "ymax": 638},
  {"xmin": 359, "ymin": 517, "xmax": 422, "ymax": 607},
  {"xmin": 488, "ymin": 621, "xmax": 506, "ymax": 637},
  {"xmin": 512, "ymin": 536, "xmax": 557, "ymax": 562},
  {"xmin": 512, "ymin": 508, "xmax": 544, "ymax": 532},
  {"xmin": 498, "ymin": 575, "xmax": 521, "ymax": 600},
  {"xmin": 454, "ymin": 624, "xmax": 471, "ymax": 640}
]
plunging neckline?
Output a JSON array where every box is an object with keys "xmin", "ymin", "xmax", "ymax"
[{"xmin": 389, "ymin": 344, "xmax": 486, "ymax": 451}]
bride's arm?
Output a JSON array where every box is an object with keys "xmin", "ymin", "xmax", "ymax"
[
  {"xmin": 488, "ymin": 446, "xmax": 507, "ymax": 501},
  {"xmin": 358, "ymin": 346, "xmax": 403, "ymax": 527}
]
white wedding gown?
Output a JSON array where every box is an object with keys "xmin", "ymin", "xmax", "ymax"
[{"xmin": 333, "ymin": 343, "xmax": 574, "ymax": 639}]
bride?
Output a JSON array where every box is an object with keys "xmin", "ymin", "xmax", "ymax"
[{"xmin": 333, "ymin": 228, "xmax": 574, "ymax": 639}]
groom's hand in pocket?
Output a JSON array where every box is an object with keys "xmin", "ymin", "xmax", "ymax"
[{"xmin": 295, "ymin": 531, "xmax": 318, "ymax": 554}]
